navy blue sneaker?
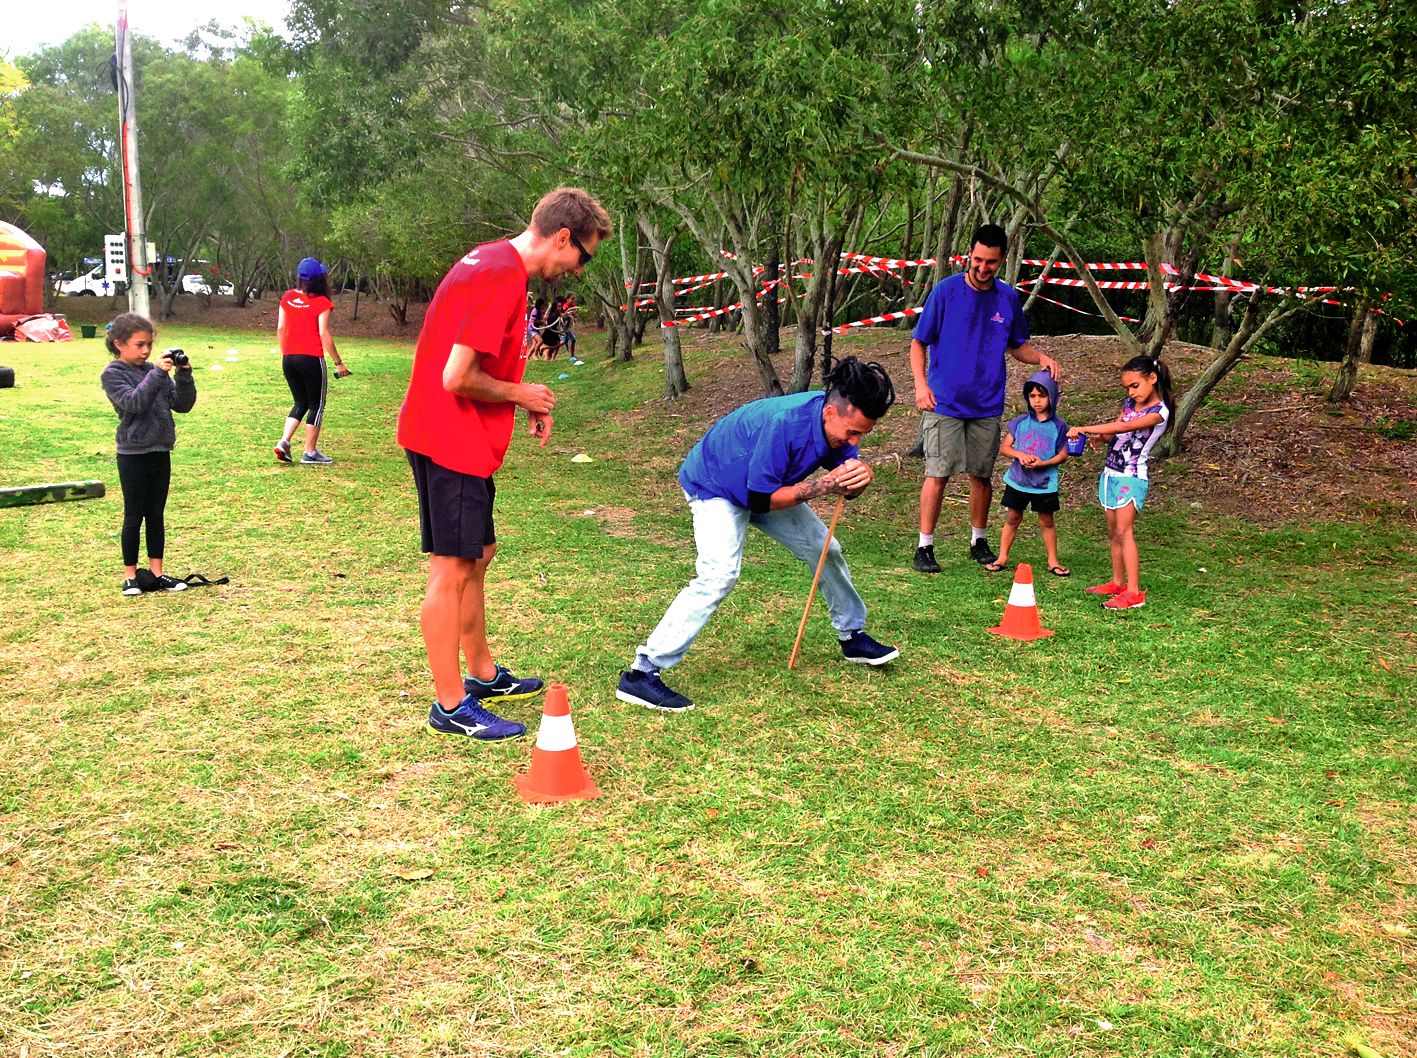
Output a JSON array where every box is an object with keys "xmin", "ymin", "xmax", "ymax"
[
  {"xmin": 427, "ymin": 694, "xmax": 525, "ymax": 741},
  {"xmin": 840, "ymin": 630, "xmax": 900, "ymax": 666},
  {"xmin": 463, "ymin": 664, "xmax": 545, "ymax": 702},
  {"xmin": 616, "ymin": 669, "xmax": 694, "ymax": 712}
]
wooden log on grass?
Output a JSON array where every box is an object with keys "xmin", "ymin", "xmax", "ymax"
[{"xmin": 0, "ymin": 481, "xmax": 106, "ymax": 508}]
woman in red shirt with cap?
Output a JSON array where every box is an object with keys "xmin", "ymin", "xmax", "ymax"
[{"xmin": 274, "ymin": 256, "xmax": 351, "ymax": 464}]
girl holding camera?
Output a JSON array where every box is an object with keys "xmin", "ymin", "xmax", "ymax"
[
  {"xmin": 100, "ymin": 312, "xmax": 197, "ymax": 595},
  {"xmin": 273, "ymin": 257, "xmax": 349, "ymax": 465}
]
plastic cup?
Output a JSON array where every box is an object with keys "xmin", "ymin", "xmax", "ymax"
[{"xmin": 1066, "ymin": 434, "xmax": 1086, "ymax": 456}]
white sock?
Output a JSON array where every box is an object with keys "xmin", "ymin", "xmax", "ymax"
[
  {"xmin": 918, "ymin": 533, "xmax": 934, "ymax": 548},
  {"xmin": 971, "ymin": 526, "xmax": 988, "ymax": 543}
]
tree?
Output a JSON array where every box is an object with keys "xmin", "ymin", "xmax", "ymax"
[{"xmin": 891, "ymin": 0, "xmax": 1417, "ymax": 455}]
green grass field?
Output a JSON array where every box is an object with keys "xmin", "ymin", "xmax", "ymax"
[{"xmin": 0, "ymin": 327, "xmax": 1412, "ymax": 1057}]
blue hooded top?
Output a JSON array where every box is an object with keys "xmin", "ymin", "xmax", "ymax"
[{"xmin": 1003, "ymin": 369, "xmax": 1069, "ymax": 493}]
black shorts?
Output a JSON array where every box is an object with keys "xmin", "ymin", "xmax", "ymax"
[
  {"xmin": 1001, "ymin": 483, "xmax": 1060, "ymax": 514},
  {"xmin": 407, "ymin": 450, "xmax": 496, "ymax": 559}
]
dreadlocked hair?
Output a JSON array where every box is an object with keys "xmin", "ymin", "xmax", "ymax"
[
  {"xmin": 826, "ymin": 357, "xmax": 896, "ymax": 420},
  {"xmin": 1121, "ymin": 354, "xmax": 1175, "ymax": 419}
]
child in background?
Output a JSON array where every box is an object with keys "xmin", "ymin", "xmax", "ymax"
[
  {"xmin": 525, "ymin": 297, "xmax": 548, "ymax": 359},
  {"xmin": 1067, "ymin": 354, "xmax": 1173, "ymax": 610},
  {"xmin": 562, "ymin": 292, "xmax": 581, "ymax": 363},
  {"xmin": 100, "ymin": 312, "xmax": 197, "ymax": 595},
  {"xmin": 540, "ymin": 296, "xmax": 565, "ymax": 360},
  {"xmin": 987, "ymin": 369, "xmax": 1070, "ymax": 576},
  {"xmin": 274, "ymin": 257, "xmax": 350, "ymax": 465}
]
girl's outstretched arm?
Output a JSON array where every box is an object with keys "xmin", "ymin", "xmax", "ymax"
[{"xmin": 1068, "ymin": 411, "xmax": 1165, "ymax": 440}]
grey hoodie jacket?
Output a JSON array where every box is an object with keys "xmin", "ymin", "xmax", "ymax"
[{"xmin": 100, "ymin": 359, "xmax": 197, "ymax": 454}]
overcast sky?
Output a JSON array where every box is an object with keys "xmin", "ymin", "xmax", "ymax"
[{"xmin": 5, "ymin": 1, "xmax": 293, "ymax": 57}]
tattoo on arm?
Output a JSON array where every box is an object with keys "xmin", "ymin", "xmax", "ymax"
[{"xmin": 792, "ymin": 476, "xmax": 838, "ymax": 504}]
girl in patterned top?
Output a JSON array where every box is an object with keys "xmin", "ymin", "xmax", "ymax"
[{"xmin": 1067, "ymin": 354, "xmax": 1173, "ymax": 611}]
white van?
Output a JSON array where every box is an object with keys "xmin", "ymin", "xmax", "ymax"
[{"xmin": 55, "ymin": 266, "xmax": 117, "ymax": 296}]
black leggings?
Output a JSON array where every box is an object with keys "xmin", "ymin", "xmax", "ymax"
[
  {"xmin": 283, "ymin": 355, "xmax": 327, "ymax": 425},
  {"xmin": 116, "ymin": 451, "xmax": 171, "ymax": 566}
]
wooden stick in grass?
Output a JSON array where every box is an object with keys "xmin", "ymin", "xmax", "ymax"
[{"xmin": 789, "ymin": 494, "xmax": 846, "ymax": 671}]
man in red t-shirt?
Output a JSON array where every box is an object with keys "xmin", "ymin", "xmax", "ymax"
[{"xmin": 398, "ymin": 187, "xmax": 612, "ymax": 741}]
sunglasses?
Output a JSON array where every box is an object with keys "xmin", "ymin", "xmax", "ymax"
[{"xmin": 569, "ymin": 231, "xmax": 593, "ymax": 266}]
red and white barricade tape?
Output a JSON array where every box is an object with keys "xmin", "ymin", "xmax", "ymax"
[
  {"xmin": 663, "ymin": 303, "xmax": 742, "ymax": 327},
  {"xmin": 635, "ymin": 250, "xmax": 1368, "ymax": 328},
  {"xmin": 1024, "ymin": 291, "xmax": 1141, "ymax": 324},
  {"xmin": 826, "ymin": 306, "xmax": 924, "ymax": 334},
  {"xmin": 1018, "ymin": 259, "xmax": 1151, "ymax": 270}
]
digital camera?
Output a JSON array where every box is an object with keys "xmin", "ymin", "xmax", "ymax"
[{"xmin": 166, "ymin": 348, "xmax": 190, "ymax": 367}]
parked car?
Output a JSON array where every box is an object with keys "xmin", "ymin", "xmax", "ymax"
[{"xmin": 180, "ymin": 273, "xmax": 236, "ymax": 296}]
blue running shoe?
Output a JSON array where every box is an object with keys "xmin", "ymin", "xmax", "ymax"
[
  {"xmin": 463, "ymin": 664, "xmax": 545, "ymax": 702},
  {"xmin": 615, "ymin": 669, "xmax": 694, "ymax": 712},
  {"xmin": 840, "ymin": 630, "xmax": 900, "ymax": 666},
  {"xmin": 427, "ymin": 694, "xmax": 525, "ymax": 741}
]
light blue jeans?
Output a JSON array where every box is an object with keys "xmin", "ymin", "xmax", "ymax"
[{"xmin": 637, "ymin": 495, "xmax": 868, "ymax": 671}]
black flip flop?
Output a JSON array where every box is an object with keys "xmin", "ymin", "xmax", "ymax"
[
  {"xmin": 983, "ymin": 561, "xmax": 1009, "ymax": 573},
  {"xmin": 1049, "ymin": 565, "xmax": 1071, "ymax": 578}
]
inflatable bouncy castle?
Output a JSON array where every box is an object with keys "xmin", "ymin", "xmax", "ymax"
[{"xmin": 0, "ymin": 222, "xmax": 48, "ymax": 339}]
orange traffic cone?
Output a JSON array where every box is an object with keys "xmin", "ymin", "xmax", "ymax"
[
  {"xmin": 988, "ymin": 563, "xmax": 1055, "ymax": 641},
  {"xmin": 514, "ymin": 683, "xmax": 601, "ymax": 803}
]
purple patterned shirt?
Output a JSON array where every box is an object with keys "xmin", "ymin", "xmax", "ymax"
[{"xmin": 1103, "ymin": 398, "xmax": 1169, "ymax": 480}]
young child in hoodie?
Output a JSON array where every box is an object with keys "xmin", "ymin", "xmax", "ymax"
[
  {"xmin": 985, "ymin": 369, "xmax": 1070, "ymax": 576},
  {"xmin": 100, "ymin": 312, "xmax": 197, "ymax": 595}
]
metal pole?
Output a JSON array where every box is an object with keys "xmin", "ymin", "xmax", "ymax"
[{"xmin": 116, "ymin": 0, "xmax": 151, "ymax": 317}]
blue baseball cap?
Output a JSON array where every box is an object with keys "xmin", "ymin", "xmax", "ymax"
[{"xmin": 296, "ymin": 257, "xmax": 328, "ymax": 281}]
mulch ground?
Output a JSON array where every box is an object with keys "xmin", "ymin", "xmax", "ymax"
[{"xmin": 641, "ymin": 328, "xmax": 1417, "ymax": 526}]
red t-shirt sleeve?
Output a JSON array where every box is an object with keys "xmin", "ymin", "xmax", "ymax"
[{"xmin": 454, "ymin": 265, "xmax": 521, "ymax": 362}]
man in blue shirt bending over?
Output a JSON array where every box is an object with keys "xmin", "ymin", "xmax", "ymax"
[
  {"xmin": 617, "ymin": 358, "xmax": 900, "ymax": 713},
  {"xmin": 909, "ymin": 223, "xmax": 1062, "ymax": 573}
]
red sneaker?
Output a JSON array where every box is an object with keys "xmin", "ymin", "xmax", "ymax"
[
  {"xmin": 1104, "ymin": 588, "xmax": 1147, "ymax": 610},
  {"xmin": 1085, "ymin": 580, "xmax": 1126, "ymax": 595}
]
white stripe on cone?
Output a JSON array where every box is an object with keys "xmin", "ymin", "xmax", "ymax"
[
  {"xmin": 1006, "ymin": 581, "xmax": 1037, "ymax": 608},
  {"xmin": 535, "ymin": 713, "xmax": 578, "ymax": 752}
]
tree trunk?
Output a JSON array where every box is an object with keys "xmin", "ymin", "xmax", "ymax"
[
  {"xmin": 762, "ymin": 209, "xmax": 781, "ymax": 361},
  {"xmin": 1209, "ymin": 227, "xmax": 1246, "ymax": 350},
  {"xmin": 612, "ymin": 223, "xmax": 646, "ymax": 362},
  {"xmin": 790, "ymin": 221, "xmax": 846, "ymax": 393},
  {"xmin": 821, "ymin": 242, "xmax": 841, "ymax": 389},
  {"xmin": 639, "ymin": 211, "xmax": 689, "ymax": 399},
  {"xmin": 1210, "ymin": 288, "xmax": 1234, "ymax": 351},
  {"xmin": 1140, "ymin": 231, "xmax": 1170, "ymax": 352},
  {"xmin": 666, "ymin": 191, "xmax": 781, "ymax": 395},
  {"xmin": 1161, "ymin": 294, "xmax": 1309, "ymax": 456},
  {"xmin": 1161, "ymin": 297, "xmax": 1260, "ymax": 456},
  {"xmin": 1328, "ymin": 297, "xmax": 1376, "ymax": 403}
]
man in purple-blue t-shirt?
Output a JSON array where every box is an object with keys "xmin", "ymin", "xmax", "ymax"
[
  {"xmin": 908, "ymin": 223, "xmax": 1062, "ymax": 573},
  {"xmin": 616, "ymin": 358, "xmax": 901, "ymax": 714}
]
